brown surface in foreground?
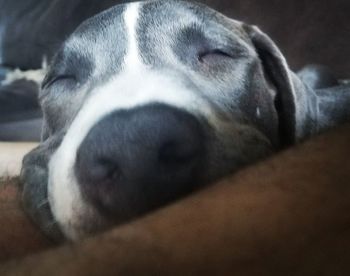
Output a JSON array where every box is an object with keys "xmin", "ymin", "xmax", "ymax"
[
  {"xmin": 0, "ymin": 178, "xmax": 53, "ymax": 261},
  {"xmin": 0, "ymin": 125, "xmax": 350, "ymax": 274}
]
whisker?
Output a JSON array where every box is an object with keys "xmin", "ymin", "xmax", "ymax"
[{"xmin": 37, "ymin": 199, "xmax": 49, "ymax": 208}]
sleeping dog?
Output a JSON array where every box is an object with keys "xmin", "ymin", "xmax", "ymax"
[{"xmin": 2, "ymin": 0, "xmax": 349, "ymax": 241}]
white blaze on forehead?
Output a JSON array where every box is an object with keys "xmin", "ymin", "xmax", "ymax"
[{"xmin": 123, "ymin": 2, "xmax": 142, "ymax": 69}]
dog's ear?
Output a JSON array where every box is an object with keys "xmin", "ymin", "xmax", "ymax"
[{"xmin": 243, "ymin": 24, "xmax": 297, "ymax": 146}]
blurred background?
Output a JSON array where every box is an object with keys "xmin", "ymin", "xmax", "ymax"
[
  {"xmin": 0, "ymin": 0, "xmax": 349, "ymax": 141},
  {"xmin": 205, "ymin": 0, "xmax": 350, "ymax": 77}
]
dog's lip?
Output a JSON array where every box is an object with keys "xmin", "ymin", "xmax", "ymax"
[
  {"xmin": 20, "ymin": 137, "xmax": 66, "ymax": 242},
  {"xmin": 29, "ymin": 198, "xmax": 65, "ymax": 242},
  {"xmin": 21, "ymin": 165, "xmax": 65, "ymax": 242}
]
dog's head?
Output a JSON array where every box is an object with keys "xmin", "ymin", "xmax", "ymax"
[{"xmin": 21, "ymin": 0, "xmax": 315, "ymax": 241}]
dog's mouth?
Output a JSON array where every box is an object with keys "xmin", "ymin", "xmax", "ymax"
[{"xmin": 20, "ymin": 135, "xmax": 66, "ymax": 242}]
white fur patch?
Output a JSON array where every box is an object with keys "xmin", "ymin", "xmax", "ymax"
[{"xmin": 123, "ymin": 2, "xmax": 142, "ymax": 68}]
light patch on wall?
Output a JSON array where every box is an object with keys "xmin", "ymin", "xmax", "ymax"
[
  {"xmin": 256, "ymin": 107, "xmax": 261, "ymax": 118},
  {"xmin": 1, "ymin": 58, "xmax": 48, "ymax": 86}
]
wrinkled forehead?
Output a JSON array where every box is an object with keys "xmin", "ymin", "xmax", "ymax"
[
  {"xmin": 57, "ymin": 1, "xmax": 248, "ymax": 73},
  {"xmin": 136, "ymin": 0, "xmax": 247, "ymax": 40}
]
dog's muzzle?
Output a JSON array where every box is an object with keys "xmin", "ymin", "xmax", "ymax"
[{"xmin": 74, "ymin": 103, "xmax": 206, "ymax": 222}]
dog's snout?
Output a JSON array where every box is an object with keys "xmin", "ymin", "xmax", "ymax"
[{"xmin": 75, "ymin": 104, "xmax": 206, "ymax": 222}]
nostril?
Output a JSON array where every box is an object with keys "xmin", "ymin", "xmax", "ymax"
[
  {"xmin": 95, "ymin": 158, "xmax": 123, "ymax": 182},
  {"xmin": 158, "ymin": 140, "xmax": 199, "ymax": 165},
  {"xmin": 76, "ymin": 151, "xmax": 123, "ymax": 186},
  {"xmin": 76, "ymin": 154, "xmax": 124, "ymax": 209}
]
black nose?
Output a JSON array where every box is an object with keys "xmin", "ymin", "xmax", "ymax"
[{"xmin": 75, "ymin": 104, "xmax": 206, "ymax": 222}]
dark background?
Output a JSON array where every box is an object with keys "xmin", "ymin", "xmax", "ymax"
[
  {"xmin": 1, "ymin": 0, "xmax": 349, "ymax": 76},
  {"xmin": 0, "ymin": 0, "xmax": 349, "ymax": 141},
  {"xmin": 203, "ymin": 0, "xmax": 350, "ymax": 78}
]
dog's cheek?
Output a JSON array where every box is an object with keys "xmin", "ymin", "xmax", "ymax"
[
  {"xmin": 41, "ymin": 92, "xmax": 82, "ymax": 137},
  {"xmin": 20, "ymin": 139, "xmax": 65, "ymax": 242},
  {"xmin": 40, "ymin": 93, "xmax": 66, "ymax": 136},
  {"xmin": 205, "ymin": 124, "xmax": 274, "ymax": 181}
]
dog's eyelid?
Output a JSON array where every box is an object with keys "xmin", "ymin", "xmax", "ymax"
[
  {"xmin": 42, "ymin": 74, "xmax": 76, "ymax": 89},
  {"xmin": 199, "ymin": 49, "xmax": 231, "ymax": 58},
  {"xmin": 197, "ymin": 46, "xmax": 247, "ymax": 62}
]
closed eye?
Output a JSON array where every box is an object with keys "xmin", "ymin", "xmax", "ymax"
[
  {"xmin": 42, "ymin": 74, "xmax": 76, "ymax": 89},
  {"xmin": 197, "ymin": 49, "xmax": 233, "ymax": 62}
]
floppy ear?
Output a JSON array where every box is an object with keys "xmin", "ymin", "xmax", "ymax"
[{"xmin": 243, "ymin": 24, "xmax": 297, "ymax": 146}]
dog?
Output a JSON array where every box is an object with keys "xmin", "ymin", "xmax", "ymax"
[{"xmin": 1, "ymin": 0, "xmax": 349, "ymax": 241}]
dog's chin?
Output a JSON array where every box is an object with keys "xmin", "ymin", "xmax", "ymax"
[
  {"xmin": 21, "ymin": 161, "xmax": 111, "ymax": 241},
  {"xmin": 48, "ymin": 191, "xmax": 116, "ymax": 241},
  {"xmin": 56, "ymin": 212, "xmax": 114, "ymax": 242}
]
